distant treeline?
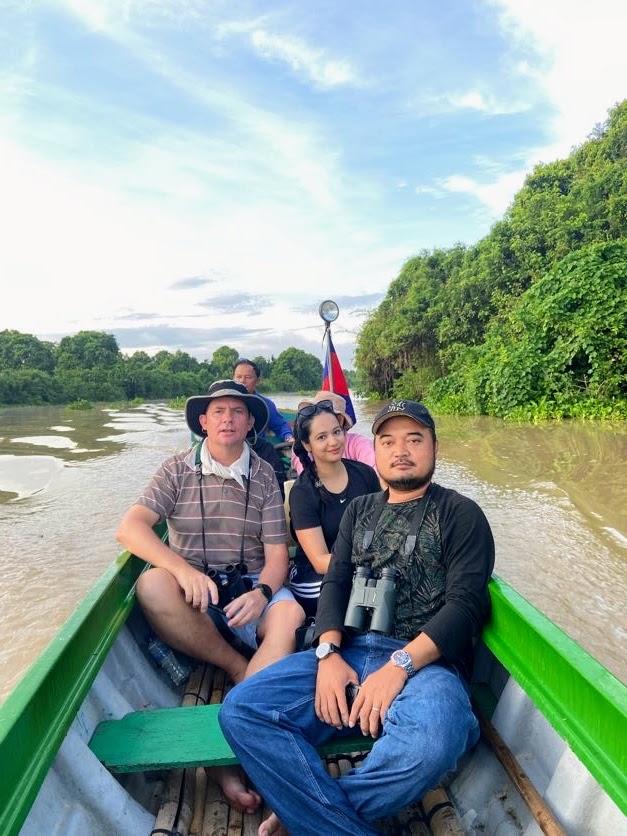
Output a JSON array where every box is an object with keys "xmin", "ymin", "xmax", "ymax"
[
  {"xmin": 0, "ymin": 337, "xmax": 335, "ymax": 406},
  {"xmin": 355, "ymin": 100, "xmax": 627, "ymax": 420}
]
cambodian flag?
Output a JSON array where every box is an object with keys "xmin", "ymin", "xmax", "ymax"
[{"xmin": 321, "ymin": 331, "xmax": 357, "ymax": 425}]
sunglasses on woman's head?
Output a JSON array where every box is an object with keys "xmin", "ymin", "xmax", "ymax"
[{"xmin": 297, "ymin": 399, "xmax": 335, "ymax": 419}]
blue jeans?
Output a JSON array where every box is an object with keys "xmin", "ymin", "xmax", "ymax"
[{"xmin": 219, "ymin": 633, "xmax": 479, "ymax": 835}]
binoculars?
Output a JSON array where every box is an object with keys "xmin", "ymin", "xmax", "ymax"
[
  {"xmin": 206, "ymin": 563, "xmax": 252, "ymax": 609},
  {"xmin": 344, "ymin": 565, "xmax": 398, "ymax": 635}
]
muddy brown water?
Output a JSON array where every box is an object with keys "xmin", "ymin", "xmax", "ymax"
[{"xmin": 1, "ymin": 399, "xmax": 625, "ymax": 704}]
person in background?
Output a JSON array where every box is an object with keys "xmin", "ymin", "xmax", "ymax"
[
  {"xmin": 219, "ymin": 399, "xmax": 495, "ymax": 835},
  {"xmin": 233, "ymin": 358, "xmax": 295, "ymax": 444},
  {"xmin": 116, "ymin": 379, "xmax": 304, "ymax": 814},
  {"xmin": 289, "ymin": 399, "xmax": 380, "ymax": 618},
  {"xmin": 290, "ymin": 391, "xmax": 376, "ymax": 476}
]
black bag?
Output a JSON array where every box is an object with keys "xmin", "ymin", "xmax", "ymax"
[{"xmin": 295, "ymin": 617, "xmax": 316, "ymax": 652}]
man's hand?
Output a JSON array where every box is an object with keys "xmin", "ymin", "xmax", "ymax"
[
  {"xmin": 349, "ymin": 663, "xmax": 407, "ymax": 737},
  {"xmin": 224, "ymin": 588, "xmax": 268, "ymax": 627},
  {"xmin": 315, "ymin": 655, "xmax": 359, "ymax": 730},
  {"xmin": 172, "ymin": 562, "xmax": 218, "ymax": 612}
]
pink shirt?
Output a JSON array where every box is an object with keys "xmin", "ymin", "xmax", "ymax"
[{"xmin": 291, "ymin": 431, "xmax": 377, "ymax": 475}]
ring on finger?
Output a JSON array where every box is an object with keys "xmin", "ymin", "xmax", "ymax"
[{"xmin": 371, "ymin": 706, "xmax": 380, "ymax": 713}]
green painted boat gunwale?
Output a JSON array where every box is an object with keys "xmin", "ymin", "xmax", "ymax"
[
  {"xmin": 0, "ymin": 527, "xmax": 164, "ymax": 836},
  {"xmin": 484, "ymin": 575, "xmax": 626, "ymax": 816},
  {"xmin": 0, "ymin": 546, "xmax": 625, "ymax": 834}
]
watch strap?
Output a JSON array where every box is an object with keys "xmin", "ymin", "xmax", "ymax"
[
  {"xmin": 315, "ymin": 641, "xmax": 340, "ymax": 661},
  {"xmin": 253, "ymin": 583, "xmax": 273, "ymax": 602},
  {"xmin": 391, "ymin": 649, "xmax": 417, "ymax": 678}
]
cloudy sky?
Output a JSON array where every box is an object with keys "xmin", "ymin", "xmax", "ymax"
[{"xmin": 1, "ymin": 0, "xmax": 626, "ymax": 366}]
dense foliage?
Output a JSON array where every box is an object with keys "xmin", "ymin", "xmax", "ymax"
[
  {"xmin": 355, "ymin": 100, "xmax": 627, "ymax": 419},
  {"xmin": 0, "ymin": 330, "xmax": 324, "ymax": 406}
]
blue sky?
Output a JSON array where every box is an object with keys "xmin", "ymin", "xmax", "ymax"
[{"xmin": 1, "ymin": 0, "xmax": 626, "ymax": 367}]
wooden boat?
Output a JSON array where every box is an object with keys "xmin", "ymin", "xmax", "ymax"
[{"xmin": 1, "ymin": 517, "xmax": 625, "ymax": 835}]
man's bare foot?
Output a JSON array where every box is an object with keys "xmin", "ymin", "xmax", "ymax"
[
  {"xmin": 259, "ymin": 811, "xmax": 288, "ymax": 835},
  {"xmin": 207, "ymin": 765, "xmax": 262, "ymax": 813}
]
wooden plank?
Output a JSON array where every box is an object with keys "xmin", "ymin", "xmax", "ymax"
[
  {"xmin": 90, "ymin": 704, "xmax": 236, "ymax": 772},
  {"xmin": 90, "ymin": 703, "xmax": 375, "ymax": 773}
]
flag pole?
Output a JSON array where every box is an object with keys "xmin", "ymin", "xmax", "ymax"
[
  {"xmin": 324, "ymin": 323, "xmax": 334, "ymax": 391},
  {"xmin": 319, "ymin": 300, "xmax": 339, "ymax": 392},
  {"xmin": 317, "ymin": 301, "xmax": 357, "ymax": 425}
]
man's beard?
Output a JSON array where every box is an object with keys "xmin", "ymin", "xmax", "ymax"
[{"xmin": 385, "ymin": 462, "xmax": 435, "ymax": 493}]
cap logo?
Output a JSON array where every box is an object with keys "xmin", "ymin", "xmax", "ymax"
[{"xmin": 387, "ymin": 400, "xmax": 407, "ymax": 412}]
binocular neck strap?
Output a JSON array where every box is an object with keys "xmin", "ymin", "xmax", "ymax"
[
  {"xmin": 195, "ymin": 442, "xmax": 252, "ymax": 575},
  {"xmin": 362, "ymin": 487, "xmax": 431, "ymax": 558}
]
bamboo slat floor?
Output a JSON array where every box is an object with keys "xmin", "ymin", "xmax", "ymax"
[{"xmin": 150, "ymin": 663, "xmax": 465, "ymax": 836}]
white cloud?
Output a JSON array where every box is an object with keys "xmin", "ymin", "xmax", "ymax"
[
  {"xmin": 214, "ymin": 17, "xmax": 362, "ymax": 90},
  {"xmin": 249, "ymin": 29, "xmax": 358, "ymax": 88},
  {"xmin": 441, "ymin": 170, "xmax": 527, "ymax": 217},
  {"xmin": 490, "ymin": 0, "xmax": 627, "ymax": 157},
  {"xmin": 415, "ymin": 184, "xmax": 443, "ymax": 198},
  {"xmin": 442, "ymin": 89, "xmax": 530, "ymax": 115}
]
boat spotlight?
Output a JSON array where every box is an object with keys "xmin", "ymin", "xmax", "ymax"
[{"xmin": 319, "ymin": 299, "xmax": 339, "ymax": 324}]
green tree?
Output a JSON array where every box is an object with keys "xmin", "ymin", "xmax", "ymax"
[
  {"xmin": 0, "ymin": 330, "xmax": 55, "ymax": 371},
  {"xmin": 356, "ymin": 99, "xmax": 627, "ymax": 416},
  {"xmin": 253, "ymin": 355, "xmax": 271, "ymax": 381},
  {"xmin": 55, "ymin": 331, "xmax": 120, "ymax": 371},
  {"xmin": 0, "ymin": 368, "xmax": 63, "ymax": 404},
  {"xmin": 211, "ymin": 345, "xmax": 239, "ymax": 379},
  {"xmin": 431, "ymin": 241, "xmax": 627, "ymax": 418},
  {"xmin": 269, "ymin": 348, "xmax": 322, "ymax": 392},
  {"xmin": 153, "ymin": 350, "xmax": 200, "ymax": 374}
]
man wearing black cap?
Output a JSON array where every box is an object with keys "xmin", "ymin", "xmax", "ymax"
[
  {"xmin": 219, "ymin": 399, "xmax": 495, "ymax": 835},
  {"xmin": 116, "ymin": 380, "xmax": 304, "ymax": 813}
]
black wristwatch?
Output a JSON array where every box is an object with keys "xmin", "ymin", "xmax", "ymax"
[{"xmin": 253, "ymin": 582, "xmax": 273, "ymax": 602}]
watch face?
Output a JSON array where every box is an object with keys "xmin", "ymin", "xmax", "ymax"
[
  {"xmin": 392, "ymin": 650, "xmax": 409, "ymax": 665},
  {"xmin": 315, "ymin": 642, "xmax": 333, "ymax": 660},
  {"xmin": 391, "ymin": 649, "xmax": 416, "ymax": 677}
]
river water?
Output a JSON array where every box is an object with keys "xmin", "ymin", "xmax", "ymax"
[{"xmin": 1, "ymin": 399, "xmax": 625, "ymax": 704}]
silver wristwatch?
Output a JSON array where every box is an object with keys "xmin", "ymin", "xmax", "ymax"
[
  {"xmin": 390, "ymin": 649, "xmax": 417, "ymax": 678},
  {"xmin": 315, "ymin": 642, "xmax": 340, "ymax": 661}
]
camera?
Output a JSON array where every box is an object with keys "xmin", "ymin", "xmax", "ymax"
[
  {"xmin": 205, "ymin": 563, "xmax": 252, "ymax": 609},
  {"xmin": 344, "ymin": 565, "xmax": 397, "ymax": 635}
]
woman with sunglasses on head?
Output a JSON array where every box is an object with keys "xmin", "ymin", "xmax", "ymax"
[
  {"xmin": 288, "ymin": 400, "xmax": 381, "ymax": 618},
  {"xmin": 290, "ymin": 390, "xmax": 377, "ymax": 475}
]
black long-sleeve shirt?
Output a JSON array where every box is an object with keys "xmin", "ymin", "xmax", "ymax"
[{"xmin": 314, "ymin": 483, "xmax": 495, "ymax": 680}]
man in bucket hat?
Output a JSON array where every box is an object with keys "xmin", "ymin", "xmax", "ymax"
[
  {"xmin": 116, "ymin": 380, "xmax": 304, "ymax": 813},
  {"xmin": 219, "ymin": 399, "xmax": 494, "ymax": 834}
]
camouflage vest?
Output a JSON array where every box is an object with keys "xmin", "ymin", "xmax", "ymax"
[{"xmin": 351, "ymin": 485, "xmax": 445, "ymax": 642}]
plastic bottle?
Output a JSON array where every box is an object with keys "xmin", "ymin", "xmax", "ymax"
[{"xmin": 146, "ymin": 635, "xmax": 190, "ymax": 686}]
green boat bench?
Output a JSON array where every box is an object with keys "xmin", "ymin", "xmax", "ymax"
[{"xmin": 89, "ymin": 703, "xmax": 375, "ymax": 773}]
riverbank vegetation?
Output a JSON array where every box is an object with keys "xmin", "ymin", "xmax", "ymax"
[
  {"xmin": 355, "ymin": 101, "xmax": 627, "ymax": 420},
  {"xmin": 0, "ymin": 336, "xmax": 325, "ymax": 406}
]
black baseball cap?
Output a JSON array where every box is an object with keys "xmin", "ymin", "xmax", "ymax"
[{"xmin": 372, "ymin": 400, "xmax": 436, "ymax": 435}]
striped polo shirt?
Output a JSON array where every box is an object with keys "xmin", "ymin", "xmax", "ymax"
[{"xmin": 137, "ymin": 445, "xmax": 288, "ymax": 573}]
